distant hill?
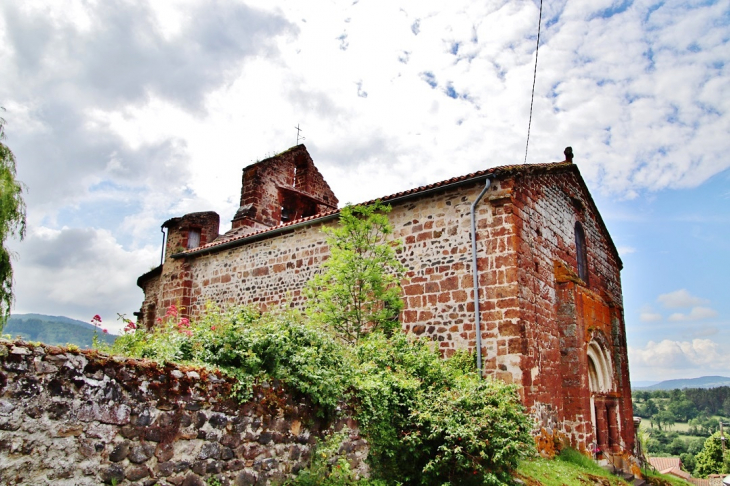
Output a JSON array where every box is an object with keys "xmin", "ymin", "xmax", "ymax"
[
  {"xmin": 631, "ymin": 380, "xmax": 660, "ymax": 388},
  {"xmin": 2, "ymin": 314, "xmax": 117, "ymax": 348},
  {"xmin": 635, "ymin": 376, "xmax": 730, "ymax": 391}
]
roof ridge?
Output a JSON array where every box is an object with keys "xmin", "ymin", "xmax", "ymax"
[{"xmin": 179, "ymin": 160, "xmax": 576, "ymax": 255}]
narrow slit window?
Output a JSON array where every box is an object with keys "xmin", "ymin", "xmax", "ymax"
[{"xmin": 575, "ymin": 222, "xmax": 589, "ymax": 284}]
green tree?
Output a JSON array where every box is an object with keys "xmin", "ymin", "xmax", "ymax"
[
  {"xmin": 694, "ymin": 431, "xmax": 730, "ymax": 478},
  {"xmin": 654, "ymin": 410, "xmax": 677, "ymax": 431},
  {"xmin": 642, "ymin": 398, "xmax": 659, "ymax": 419},
  {"xmin": 305, "ymin": 201, "xmax": 405, "ymax": 343},
  {"xmin": 0, "ymin": 113, "xmax": 26, "ymax": 332},
  {"xmin": 668, "ymin": 398, "xmax": 699, "ymax": 421}
]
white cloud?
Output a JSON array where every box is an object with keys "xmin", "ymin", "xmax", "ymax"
[
  {"xmin": 657, "ymin": 289, "xmax": 710, "ymax": 308},
  {"xmin": 1, "ymin": 0, "xmax": 729, "ymax": 323},
  {"xmin": 629, "ymin": 339, "xmax": 730, "ymax": 381},
  {"xmin": 639, "ymin": 311, "xmax": 662, "ymax": 323},
  {"xmin": 617, "ymin": 246, "xmax": 636, "ymax": 256},
  {"xmin": 9, "ymin": 226, "xmax": 158, "ymax": 332},
  {"xmin": 668, "ymin": 306, "xmax": 719, "ymax": 322}
]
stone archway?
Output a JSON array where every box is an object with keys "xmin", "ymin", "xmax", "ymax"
[{"xmin": 587, "ymin": 340, "xmax": 618, "ymax": 455}]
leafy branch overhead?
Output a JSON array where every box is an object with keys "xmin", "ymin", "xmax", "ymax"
[
  {"xmin": 0, "ymin": 112, "xmax": 26, "ymax": 331},
  {"xmin": 305, "ymin": 201, "xmax": 405, "ymax": 343}
]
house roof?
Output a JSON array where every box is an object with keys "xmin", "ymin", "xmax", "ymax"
[
  {"xmin": 689, "ymin": 478, "xmax": 711, "ymax": 486},
  {"xmin": 648, "ymin": 457, "xmax": 691, "ymax": 480},
  {"xmin": 173, "ymin": 159, "xmax": 621, "ymax": 268}
]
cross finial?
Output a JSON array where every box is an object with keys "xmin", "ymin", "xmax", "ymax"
[{"xmin": 295, "ymin": 124, "xmax": 305, "ymax": 145}]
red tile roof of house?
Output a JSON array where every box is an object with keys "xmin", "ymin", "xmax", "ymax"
[{"xmin": 649, "ymin": 457, "xmax": 691, "ymax": 480}]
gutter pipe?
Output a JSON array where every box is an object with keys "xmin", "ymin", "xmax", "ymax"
[
  {"xmin": 160, "ymin": 226, "xmax": 167, "ymax": 266},
  {"xmin": 470, "ymin": 176, "xmax": 492, "ymax": 379}
]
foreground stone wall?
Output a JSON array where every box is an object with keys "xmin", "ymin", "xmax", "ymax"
[{"xmin": 0, "ymin": 341, "xmax": 367, "ymax": 486}]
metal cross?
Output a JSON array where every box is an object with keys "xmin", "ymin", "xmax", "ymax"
[{"xmin": 295, "ymin": 124, "xmax": 305, "ymax": 145}]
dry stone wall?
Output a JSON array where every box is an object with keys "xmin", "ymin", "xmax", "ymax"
[{"xmin": 0, "ymin": 341, "xmax": 367, "ymax": 486}]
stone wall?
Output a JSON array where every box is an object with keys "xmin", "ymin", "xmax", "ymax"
[{"xmin": 0, "ymin": 341, "xmax": 367, "ymax": 486}]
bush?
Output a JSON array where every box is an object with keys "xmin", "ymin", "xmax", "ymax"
[
  {"xmin": 353, "ymin": 332, "xmax": 534, "ymax": 485},
  {"xmin": 106, "ymin": 305, "xmax": 534, "ymax": 484}
]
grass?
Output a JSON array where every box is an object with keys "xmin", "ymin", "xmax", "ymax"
[
  {"xmin": 515, "ymin": 449, "xmax": 695, "ymax": 486},
  {"xmin": 516, "ymin": 449, "xmax": 630, "ymax": 486},
  {"xmin": 641, "ymin": 468, "xmax": 694, "ymax": 486}
]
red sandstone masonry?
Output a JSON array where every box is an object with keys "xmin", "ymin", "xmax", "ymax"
[{"xmin": 137, "ymin": 158, "xmax": 634, "ymax": 464}]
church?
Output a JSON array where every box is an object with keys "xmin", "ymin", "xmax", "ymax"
[{"xmin": 136, "ymin": 144, "xmax": 635, "ymax": 466}]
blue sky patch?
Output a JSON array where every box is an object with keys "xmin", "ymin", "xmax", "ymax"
[
  {"xmin": 591, "ymin": 0, "xmax": 633, "ymax": 20},
  {"xmin": 420, "ymin": 71, "xmax": 437, "ymax": 88}
]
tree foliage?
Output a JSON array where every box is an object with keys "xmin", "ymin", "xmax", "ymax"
[
  {"xmin": 0, "ymin": 113, "xmax": 26, "ymax": 331},
  {"xmin": 305, "ymin": 201, "xmax": 405, "ymax": 343},
  {"xmin": 694, "ymin": 431, "xmax": 730, "ymax": 478}
]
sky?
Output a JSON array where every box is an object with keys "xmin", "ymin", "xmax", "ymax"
[{"xmin": 0, "ymin": 0, "xmax": 728, "ymax": 383}]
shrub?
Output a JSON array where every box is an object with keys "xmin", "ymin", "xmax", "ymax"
[
  {"xmin": 305, "ymin": 202, "xmax": 405, "ymax": 343},
  {"xmin": 353, "ymin": 332, "xmax": 534, "ymax": 485},
  {"xmin": 105, "ymin": 306, "xmax": 534, "ymax": 484}
]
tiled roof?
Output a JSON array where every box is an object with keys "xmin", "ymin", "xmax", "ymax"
[
  {"xmin": 648, "ymin": 457, "xmax": 692, "ymax": 480},
  {"xmin": 649, "ymin": 457, "xmax": 681, "ymax": 471},
  {"xmin": 689, "ymin": 478, "xmax": 711, "ymax": 486},
  {"xmin": 175, "ymin": 159, "xmax": 618, "ymax": 260}
]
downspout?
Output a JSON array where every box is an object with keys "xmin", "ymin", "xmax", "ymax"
[
  {"xmin": 160, "ymin": 226, "xmax": 167, "ymax": 266},
  {"xmin": 470, "ymin": 176, "xmax": 492, "ymax": 379}
]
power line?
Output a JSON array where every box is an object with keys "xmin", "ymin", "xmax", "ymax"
[{"xmin": 524, "ymin": 0, "xmax": 544, "ymax": 165}]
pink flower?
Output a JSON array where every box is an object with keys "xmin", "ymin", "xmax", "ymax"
[
  {"xmin": 124, "ymin": 321, "xmax": 136, "ymax": 333},
  {"xmin": 211, "ymin": 326, "xmax": 216, "ymax": 331},
  {"xmin": 91, "ymin": 315, "xmax": 102, "ymax": 325},
  {"xmin": 178, "ymin": 318, "xmax": 190, "ymax": 327},
  {"xmin": 183, "ymin": 329, "xmax": 192, "ymax": 337},
  {"xmin": 165, "ymin": 305, "xmax": 178, "ymax": 318},
  {"xmin": 102, "ymin": 329, "xmax": 108, "ymax": 334},
  {"xmin": 156, "ymin": 318, "xmax": 163, "ymax": 323}
]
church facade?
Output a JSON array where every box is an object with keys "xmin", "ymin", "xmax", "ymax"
[{"xmin": 136, "ymin": 145, "xmax": 635, "ymax": 465}]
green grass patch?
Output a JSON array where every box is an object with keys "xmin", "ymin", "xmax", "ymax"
[
  {"xmin": 641, "ymin": 468, "xmax": 693, "ymax": 486},
  {"xmin": 516, "ymin": 450, "xmax": 695, "ymax": 486},
  {"xmin": 516, "ymin": 450, "xmax": 629, "ymax": 486}
]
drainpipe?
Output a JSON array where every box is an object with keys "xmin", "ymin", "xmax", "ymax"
[
  {"xmin": 160, "ymin": 226, "xmax": 167, "ymax": 266},
  {"xmin": 470, "ymin": 176, "xmax": 492, "ymax": 379}
]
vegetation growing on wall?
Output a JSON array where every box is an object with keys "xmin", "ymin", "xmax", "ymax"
[
  {"xmin": 103, "ymin": 202, "xmax": 535, "ymax": 484},
  {"xmin": 106, "ymin": 305, "xmax": 534, "ymax": 485}
]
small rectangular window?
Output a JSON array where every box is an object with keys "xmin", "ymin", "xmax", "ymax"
[{"xmin": 187, "ymin": 229, "xmax": 201, "ymax": 249}]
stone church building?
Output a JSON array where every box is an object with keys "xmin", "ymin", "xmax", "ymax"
[{"xmin": 136, "ymin": 145, "xmax": 635, "ymax": 465}]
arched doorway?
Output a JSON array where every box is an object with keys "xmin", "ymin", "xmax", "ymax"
[{"xmin": 587, "ymin": 341, "xmax": 618, "ymax": 456}]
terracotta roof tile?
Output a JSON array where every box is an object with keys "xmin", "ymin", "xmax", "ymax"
[{"xmin": 177, "ymin": 160, "xmax": 583, "ymax": 257}]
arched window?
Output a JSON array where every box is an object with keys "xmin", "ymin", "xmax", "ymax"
[{"xmin": 575, "ymin": 222, "xmax": 589, "ymax": 284}]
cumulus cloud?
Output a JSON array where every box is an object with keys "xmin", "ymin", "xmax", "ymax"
[
  {"xmin": 668, "ymin": 306, "xmax": 719, "ymax": 322},
  {"xmin": 1, "ymin": 0, "xmax": 728, "ymax": 321},
  {"xmin": 9, "ymin": 227, "xmax": 159, "ymax": 332},
  {"xmin": 629, "ymin": 339, "xmax": 730, "ymax": 380},
  {"xmin": 658, "ymin": 289, "xmax": 710, "ymax": 308},
  {"xmin": 0, "ymin": 0, "xmax": 292, "ymax": 226},
  {"xmin": 639, "ymin": 311, "xmax": 662, "ymax": 323}
]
